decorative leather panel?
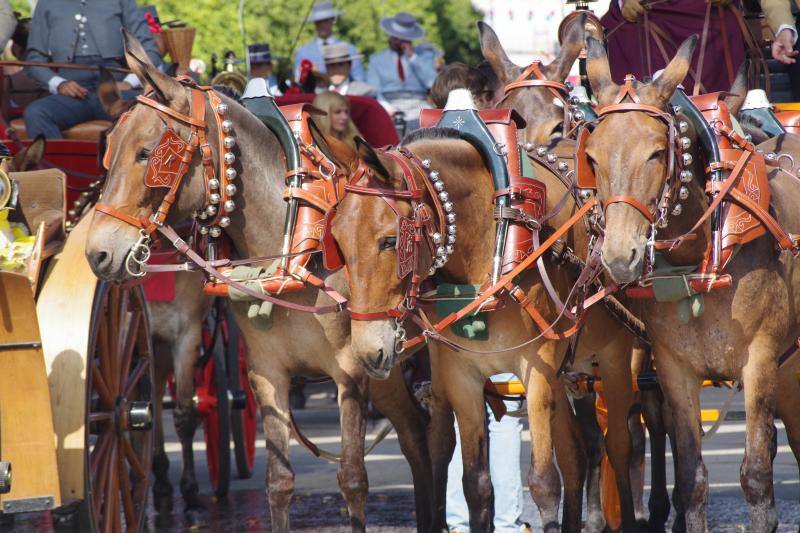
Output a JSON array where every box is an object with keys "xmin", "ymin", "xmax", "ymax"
[
  {"xmin": 776, "ymin": 110, "xmax": 800, "ymax": 134},
  {"xmin": 144, "ymin": 128, "xmax": 189, "ymax": 188},
  {"xmin": 716, "ymin": 147, "xmax": 769, "ymax": 250},
  {"xmin": 575, "ymin": 127, "xmax": 595, "ymax": 189},
  {"xmin": 397, "ymin": 215, "xmax": 417, "ymax": 279}
]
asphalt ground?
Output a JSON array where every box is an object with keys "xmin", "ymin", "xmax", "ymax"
[{"xmin": 9, "ymin": 383, "xmax": 800, "ymax": 532}]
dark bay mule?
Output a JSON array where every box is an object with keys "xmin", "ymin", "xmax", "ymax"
[
  {"xmin": 319, "ymin": 114, "xmax": 641, "ymax": 530},
  {"xmin": 583, "ymin": 36, "xmax": 800, "ymax": 531},
  {"xmin": 84, "ymin": 33, "xmax": 434, "ymax": 533}
]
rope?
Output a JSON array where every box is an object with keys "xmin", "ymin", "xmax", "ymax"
[{"xmin": 702, "ymin": 381, "xmax": 740, "ymax": 441}]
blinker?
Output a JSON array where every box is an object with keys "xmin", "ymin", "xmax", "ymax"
[{"xmin": 144, "ymin": 128, "xmax": 191, "ymax": 188}]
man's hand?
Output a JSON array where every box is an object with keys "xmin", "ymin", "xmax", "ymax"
[
  {"xmin": 621, "ymin": 0, "xmax": 647, "ymax": 23},
  {"xmin": 57, "ymin": 80, "xmax": 88, "ymax": 99},
  {"xmin": 772, "ymin": 28, "xmax": 799, "ymax": 65},
  {"xmin": 400, "ymin": 41, "xmax": 415, "ymax": 58}
]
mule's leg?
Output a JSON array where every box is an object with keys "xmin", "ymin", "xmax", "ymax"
[
  {"xmin": 740, "ymin": 349, "xmax": 779, "ymax": 532},
  {"xmin": 628, "ymin": 399, "xmax": 647, "ymax": 526},
  {"xmin": 658, "ymin": 360, "xmax": 705, "ymax": 531},
  {"xmin": 369, "ymin": 366, "xmax": 433, "ymax": 533},
  {"xmin": 552, "ymin": 388, "xmax": 586, "ymax": 533},
  {"xmin": 336, "ymin": 372, "xmax": 370, "ymax": 532},
  {"xmin": 574, "ymin": 395, "xmax": 606, "ymax": 532},
  {"xmin": 427, "ymin": 350, "xmax": 456, "ymax": 531},
  {"xmin": 151, "ymin": 342, "xmax": 173, "ymax": 514},
  {"xmin": 641, "ymin": 388, "xmax": 670, "ymax": 532},
  {"xmin": 596, "ymin": 345, "xmax": 637, "ymax": 531},
  {"xmin": 774, "ymin": 360, "xmax": 800, "ymax": 517},
  {"xmin": 250, "ymin": 367, "xmax": 294, "ymax": 533}
]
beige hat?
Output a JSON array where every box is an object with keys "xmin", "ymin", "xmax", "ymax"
[{"xmin": 322, "ymin": 43, "xmax": 361, "ymax": 64}]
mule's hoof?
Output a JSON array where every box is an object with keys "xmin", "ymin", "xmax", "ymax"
[
  {"xmin": 584, "ymin": 515, "xmax": 605, "ymax": 533},
  {"xmin": 184, "ymin": 506, "xmax": 207, "ymax": 530},
  {"xmin": 154, "ymin": 492, "xmax": 174, "ymax": 515}
]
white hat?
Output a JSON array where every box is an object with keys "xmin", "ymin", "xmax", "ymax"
[
  {"xmin": 322, "ymin": 43, "xmax": 361, "ymax": 64},
  {"xmin": 307, "ymin": 2, "xmax": 342, "ymax": 23},
  {"xmin": 380, "ymin": 12, "xmax": 425, "ymax": 41}
]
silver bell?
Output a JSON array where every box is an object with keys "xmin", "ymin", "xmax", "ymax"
[
  {"xmin": 226, "ymin": 167, "xmax": 238, "ymax": 180},
  {"xmin": 573, "ymin": 110, "xmax": 585, "ymax": 122},
  {"xmin": 217, "ymin": 103, "xmax": 228, "ymax": 115},
  {"xmin": 224, "ymin": 200, "xmax": 236, "ymax": 212},
  {"xmin": 680, "ymin": 170, "xmax": 693, "ymax": 183},
  {"xmin": 766, "ymin": 152, "xmax": 777, "ymax": 161},
  {"xmin": 657, "ymin": 218, "xmax": 669, "ymax": 229},
  {"xmin": 208, "ymin": 178, "xmax": 220, "ymax": 190},
  {"xmin": 209, "ymin": 193, "xmax": 221, "ymax": 204},
  {"xmin": 447, "ymin": 224, "xmax": 456, "ymax": 235},
  {"xmin": 446, "ymin": 212, "xmax": 456, "ymax": 224},
  {"xmin": 672, "ymin": 105, "xmax": 682, "ymax": 114},
  {"xmin": 219, "ymin": 216, "xmax": 231, "ymax": 228},
  {"xmin": 421, "ymin": 159, "xmax": 431, "ymax": 169},
  {"xmin": 225, "ymin": 183, "xmax": 237, "ymax": 196},
  {"xmin": 524, "ymin": 142, "xmax": 534, "ymax": 151},
  {"xmin": 221, "ymin": 120, "xmax": 233, "ymax": 133},
  {"xmin": 680, "ymin": 137, "xmax": 691, "ymax": 150},
  {"xmin": 429, "ymin": 266, "xmax": 438, "ymax": 275},
  {"xmin": 209, "ymin": 226, "xmax": 222, "ymax": 238},
  {"xmin": 432, "ymin": 232, "xmax": 442, "ymax": 244},
  {"xmin": 199, "ymin": 225, "xmax": 209, "ymax": 235},
  {"xmin": 671, "ymin": 204, "xmax": 683, "ymax": 216},
  {"xmin": 557, "ymin": 161, "xmax": 569, "ymax": 171},
  {"xmin": 679, "ymin": 121, "xmax": 689, "ymax": 134},
  {"xmin": 429, "ymin": 170, "xmax": 440, "ymax": 182},
  {"xmin": 679, "ymin": 186, "xmax": 690, "ymax": 200},
  {"xmin": 434, "ymin": 256, "xmax": 446, "ymax": 268},
  {"xmin": 681, "ymin": 153, "xmax": 693, "ymax": 166},
  {"xmin": 546, "ymin": 153, "xmax": 558, "ymax": 163},
  {"xmin": 446, "ymin": 244, "xmax": 454, "ymax": 254},
  {"xmin": 536, "ymin": 146, "xmax": 548, "ymax": 157},
  {"xmin": 436, "ymin": 246, "xmax": 446, "ymax": 256},
  {"xmin": 434, "ymin": 180, "xmax": 445, "ymax": 192},
  {"xmin": 198, "ymin": 211, "xmax": 208, "ymax": 220},
  {"xmin": 224, "ymin": 152, "xmax": 236, "ymax": 165},
  {"xmin": 438, "ymin": 191, "xmax": 449, "ymax": 202},
  {"xmin": 444, "ymin": 201, "xmax": 454, "ymax": 212},
  {"xmin": 579, "ymin": 189, "xmax": 593, "ymax": 201},
  {"xmin": 223, "ymin": 136, "xmax": 236, "ymax": 149},
  {"xmin": 447, "ymin": 234, "xmax": 456, "ymax": 244},
  {"xmin": 206, "ymin": 205, "xmax": 217, "ymax": 216}
]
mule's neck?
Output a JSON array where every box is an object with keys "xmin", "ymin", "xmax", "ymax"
[{"xmin": 405, "ymin": 139, "xmax": 496, "ymax": 284}]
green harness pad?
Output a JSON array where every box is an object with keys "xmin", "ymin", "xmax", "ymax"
[
  {"xmin": 226, "ymin": 261, "xmax": 280, "ymax": 330},
  {"xmin": 434, "ymin": 283, "xmax": 489, "ymax": 340},
  {"xmin": 649, "ymin": 254, "xmax": 704, "ymax": 323}
]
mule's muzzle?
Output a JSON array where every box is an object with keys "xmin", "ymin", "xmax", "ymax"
[
  {"xmin": 362, "ymin": 348, "xmax": 395, "ymax": 380},
  {"xmin": 601, "ymin": 238, "xmax": 646, "ymax": 284}
]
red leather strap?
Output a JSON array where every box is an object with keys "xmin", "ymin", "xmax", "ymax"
[
  {"xmin": 349, "ymin": 309, "xmax": 403, "ymax": 321},
  {"xmin": 603, "ymin": 195, "xmax": 655, "ymax": 223},
  {"xmin": 94, "ymin": 203, "xmax": 157, "ymax": 234},
  {"xmin": 136, "ymin": 95, "xmax": 205, "ymax": 128},
  {"xmin": 728, "ymin": 188, "xmax": 799, "ymax": 252}
]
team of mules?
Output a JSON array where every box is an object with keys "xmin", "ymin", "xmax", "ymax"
[{"xmin": 82, "ymin": 16, "xmax": 800, "ymax": 533}]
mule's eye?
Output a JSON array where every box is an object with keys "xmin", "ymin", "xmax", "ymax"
[
  {"xmin": 379, "ymin": 237, "xmax": 397, "ymax": 251},
  {"xmin": 648, "ymin": 149, "xmax": 666, "ymax": 162},
  {"xmin": 136, "ymin": 148, "xmax": 150, "ymax": 162},
  {"xmin": 549, "ymin": 123, "xmax": 562, "ymax": 139}
]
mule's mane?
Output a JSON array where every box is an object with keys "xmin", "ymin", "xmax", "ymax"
[{"xmin": 401, "ymin": 127, "xmax": 461, "ymax": 146}]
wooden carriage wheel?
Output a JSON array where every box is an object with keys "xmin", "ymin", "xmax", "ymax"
[{"xmin": 83, "ymin": 282, "xmax": 154, "ymax": 533}]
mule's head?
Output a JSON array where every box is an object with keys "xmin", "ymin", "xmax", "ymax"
[
  {"xmin": 584, "ymin": 36, "xmax": 696, "ymax": 283},
  {"xmin": 322, "ymin": 132, "xmax": 433, "ymax": 378},
  {"xmin": 86, "ymin": 31, "xmax": 210, "ymax": 281},
  {"xmin": 479, "ymin": 15, "xmax": 596, "ymax": 145}
]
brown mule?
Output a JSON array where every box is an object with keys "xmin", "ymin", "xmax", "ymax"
[
  {"xmin": 583, "ymin": 36, "xmax": 800, "ymax": 531},
  {"xmin": 84, "ymin": 33, "xmax": 435, "ymax": 533},
  {"xmin": 320, "ymin": 118, "xmax": 641, "ymax": 531}
]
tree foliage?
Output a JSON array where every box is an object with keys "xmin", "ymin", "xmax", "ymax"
[{"xmin": 10, "ymin": 0, "xmax": 484, "ymax": 77}]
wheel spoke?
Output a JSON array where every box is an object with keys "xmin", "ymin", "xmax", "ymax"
[
  {"xmin": 90, "ymin": 432, "xmax": 111, "ymax": 480},
  {"xmin": 124, "ymin": 358, "xmax": 149, "ymax": 400},
  {"xmin": 91, "ymin": 366, "xmax": 114, "ymax": 411},
  {"xmin": 103, "ymin": 440, "xmax": 119, "ymax": 533},
  {"xmin": 98, "ymin": 308, "xmax": 114, "ymax": 396},
  {"xmin": 118, "ymin": 308, "xmax": 141, "ymax": 393},
  {"xmin": 88, "ymin": 412, "xmax": 113, "ymax": 424},
  {"xmin": 122, "ymin": 436, "xmax": 146, "ymax": 481},
  {"xmin": 92, "ymin": 437, "xmax": 112, "ymax": 525},
  {"xmin": 119, "ymin": 449, "xmax": 136, "ymax": 530},
  {"xmin": 107, "ymin": 287, "xmax": 121, "ymax": 394}
]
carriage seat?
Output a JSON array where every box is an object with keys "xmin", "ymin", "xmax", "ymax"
[
  {"xmin": 8, "ymin": 118, "xmax": 112, "ymax": 142},
  {"xmin": 11, "ymin": 168, "xmax": 67, "ymax": 245}
]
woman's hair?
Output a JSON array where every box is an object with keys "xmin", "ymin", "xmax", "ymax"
[
  {"xmin": 312, "ymin": 91, "xmax": 362, "ymax": 149},
  {"xmin": 430, "ymin": 62, "xmax": 490, "ymax": 109}
]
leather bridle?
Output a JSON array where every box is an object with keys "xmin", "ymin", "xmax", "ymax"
[{"xmin": 502, "ymin": 61, "xmax": 574, "ymax": 136}]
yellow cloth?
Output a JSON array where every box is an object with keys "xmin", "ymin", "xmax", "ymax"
[
  {"xmin": 0, "ymin": 210, "xmax": 33, "ymax": 273},
  {"xmin": 761, "ymin": 0, "xmax": 797, "ymax": 35}
]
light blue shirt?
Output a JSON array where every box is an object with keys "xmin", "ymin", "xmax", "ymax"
[
  {"xmin": 294, "ymin": 36, "xmax": 365, "ymax": 82},
  {"xmin": 366, "ymin": 47, "xmax": 437, "ymax": 101}
]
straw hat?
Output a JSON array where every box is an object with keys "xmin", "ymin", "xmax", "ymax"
[
  {"xmin": 307, "ymin": 1, "xmax": 342, "ymax": 23},
  {"xmin": 322, "ymin": 43, "xmax": 361, "ymax": 65}
]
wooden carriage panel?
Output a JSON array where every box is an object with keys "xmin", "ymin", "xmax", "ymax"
[{"xmin": 0, "ymin": 271, "xmax": 61, "ymax": 511}]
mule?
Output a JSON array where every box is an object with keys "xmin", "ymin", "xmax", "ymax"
[
  {"xmin": 583, "ymin": 36, "xmax": 800, "ymax": 531},
  {"xmin": 319, "ymin": 110, "xmax": 645, "ymax": 530},
  {"xmin": 84, "ymin": 33, "xmax": 434, "ymax": 533}
]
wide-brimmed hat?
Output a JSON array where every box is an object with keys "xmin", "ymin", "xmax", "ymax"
[
  {"xmin": 380, "ymin": 12, "xmax": 425, "ymax": 41},
  {"xmin": 247, "ymin": 43, "xmax": 284, "ymax": 64},
  {"xmin": 322, "ymin": 43, "xmax": 360, "ymax": 64},
  {"xmin": 307, "ymin": 1, "xmax": 342, "ymax": 23}
]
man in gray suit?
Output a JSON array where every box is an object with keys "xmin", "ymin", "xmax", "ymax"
[{"xmin": 24, "ymin": 0, "xmax": 161, "ymax": 138}]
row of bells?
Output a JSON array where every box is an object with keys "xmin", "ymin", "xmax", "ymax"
[
  {"xmin": 196, "ymin": 103, "xmax": 237, "ymax": 238},
  {"xmin": 419, "ymin": 158, "xmax": 457, "ymax": 276}
]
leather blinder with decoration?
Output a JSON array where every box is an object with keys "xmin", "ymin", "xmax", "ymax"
[
  {"xmin": 320, "ymin": 207, "xmax": 345, "ymax": 271},
  {"xmin": 101, "ymin": 110, "xmax": 133, "ymax": 171},
  {"xmin": 144, "ymin": 128, "xmax": 192, "ymax": 188},
  {"xmin": 396, "ymin": 215, "xmax": 417, "ymax": 279},
  {"xmin": 575, "ymin": 126, "xmax": 596, "ymax": 189}
]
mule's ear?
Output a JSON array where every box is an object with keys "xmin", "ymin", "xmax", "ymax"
[
  {"xmin": 308, "ymin": 120, "xmax": 359, "ymax": 171},
  {"xmin": 355, "ymin": 137, "xmax": 393, "ymax": 183},
  {"xmin": 478, "ymin": 21, "xmax": 521, "ymax": 85},
  {"xmin": 652, "ymin": 35, "xmax": 698, "ymax": 104},
  {"xmin": 545, "ymin": 12, "xmax": 591, "ymax": 82},
  {"xmin": 12, "ymin": 134, "xmax": 45, "ymax": 171},
  {"xmin": 98, "ymin": 66, "xmax": 124, "ymax": 116},
  {"xmin": 123, "ymin": 29, "xmax": 186, "ymax": 109},
  {"xmin": 724, "ymin": 60, "xmax": 750, "ymax": 116},
  {"xmin": 586, "ymin": 37, "xmax": 617, "ymax": 104}
]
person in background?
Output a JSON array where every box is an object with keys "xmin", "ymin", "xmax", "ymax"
[
  {"xmin": 312, "ymin": 91, "xmax": 362, "ymax": 150},
  {"xmin": 247, "ymin": 43, "xmax": 282, "ymax": 96},
  {"xmin": 23, "ymin": 0, "xmax": 161, "ymax": 139},
  {"xmin": 367, "ymin": 12, "xmax": 437, "ymax": 130},
  {"xmin": 294, "ymin": 1, "xmax": 365, "ymax": 82},
  {"xmin": 433, "ymin": 64, "xmax": 526, "ymax": 533},
  {"xmin": 0, "ymin": 0, "xmax": 15, "ymax": 53},
  {"xmin": 761, "ymin": 0, "xmax": 799, "ymax": 64},
  {"xmin": 317, "ymin": 43, "xmax": 375, "ymax": 97}
]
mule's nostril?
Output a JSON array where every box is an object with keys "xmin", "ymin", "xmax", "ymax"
[
  {"xmin": 91, "ymin": 250, "xmax": 113, "ymax": 271},
  {"xmin": 375, "ymin": 348, "xmax": 385, "ymax": 367},
  {"xmin": 629, "ymin": 248, "xmax": 639, "ymax": 267}
]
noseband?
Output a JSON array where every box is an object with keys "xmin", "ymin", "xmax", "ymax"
[{"xmin": 503, "ymin": 61, "xmax": 574, "ymax": 136}]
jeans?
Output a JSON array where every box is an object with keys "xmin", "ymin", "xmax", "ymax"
[
  {"xmin": 446, "ymin": 398, "xmax": 524, "ymax": 532},
  {"xmin": 23, "ymin": 89, "xmax": 139, "ymax": 139}
]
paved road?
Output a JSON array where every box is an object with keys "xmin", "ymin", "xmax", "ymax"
[{"xmin": 10, "ymin": 383, "xmax": 800, "ymax": 531}]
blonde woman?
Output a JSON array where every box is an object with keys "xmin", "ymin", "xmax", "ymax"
[{"xmin": 312, "ymin": 91, "xmax": 362, "ymax": 150}]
